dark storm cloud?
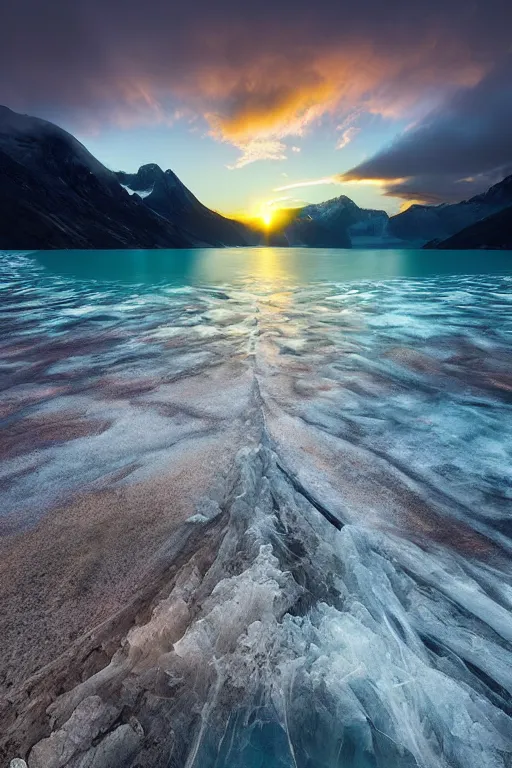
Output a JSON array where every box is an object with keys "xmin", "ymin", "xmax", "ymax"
[
  {"xmin": 0, "ymin": 0, "xmax": 511, "ymax": 175},
  {"xmin": 343, "ymin": 58, "xmax": 512, "ymax": 201}
]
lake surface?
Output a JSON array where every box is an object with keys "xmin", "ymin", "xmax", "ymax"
[
  {"xmin": 1, "ymin": 248, "xmax": 511, "ymax": 768},
  {"xmin": 29, "ymin": 245, "xmax": 512, "ymax": 284}
]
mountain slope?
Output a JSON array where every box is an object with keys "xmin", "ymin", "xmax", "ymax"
[
  {"xmin": 0, "ymin": 106, "xmax": 191, "ymax": 250},
  {"xmin": 284, "ymin": 196, "xmax": 389, "ymax": 247},
  {"xmin": 388, "ymin": 175, "xmax": 512, "ymax": 244},
  {"xmin": 425, "ymin": 204, "xmax": 512, "ymax": 250},
  {"xmin": 117, "ymin": 165, "xmax": 256, "ymax": 247}
]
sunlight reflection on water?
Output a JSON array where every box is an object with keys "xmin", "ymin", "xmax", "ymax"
[{"xmin": 26, "ymin": 246, "xmax": 512, "ymax": 287}]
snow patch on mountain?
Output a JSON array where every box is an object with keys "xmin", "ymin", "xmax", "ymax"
[{"xmin": 120, "ymin": 183, "xmax": 154, "ymax": 199}]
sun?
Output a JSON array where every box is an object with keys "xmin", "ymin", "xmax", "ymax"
[{"xmin": 261, "ymin": 209, "xmax": 273, "ymax": 228}]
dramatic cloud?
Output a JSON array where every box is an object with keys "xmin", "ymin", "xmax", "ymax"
[
  {"xmin": 0, "ymin": 0, "xmax": 510, "ymax": 174},
  {"xmin": 343, "ymin": 58, "xmax": 512, "ymax": 201}
]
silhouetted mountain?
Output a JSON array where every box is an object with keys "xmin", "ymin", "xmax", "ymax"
[
  {"xmin": 3, "ymin": 104, "xmax": 510, "ymax": 252},
  {"xmin": 388, "ymin": 175, "xmax": 512, "ymax": 244},
  {"xmin": 425, "ymin": 204, "xmax": 512, "ymax": 250},
  {"xmin": 284, "ymin": 196, "xmax": 389, "ymax": 247},
  {"xmin": 0, "ymin": 106, "xmax": 191, "ymax": 249},
  {"xmin": 116, "ymin": 165, "xmax": 256, "ymax": 247}
]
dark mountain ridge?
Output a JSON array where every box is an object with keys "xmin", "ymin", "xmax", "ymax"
[
  {"xmin": 425, "ymin": 204, "xmax": 512, "ymax": 250},
  {"xmin": 0, "ymin": 106, "xmax": 253, "ymax": 250},
  {"xmin": 0, "ymin": 106, "xmax": 193, "ymax": 249},
  {"xmin": 117, "ymin": 164, "xmax": 256, "ymax": 247},
  {"xmin": 389, "ymin": 175, "xmax": 512, "ymax": 243}
]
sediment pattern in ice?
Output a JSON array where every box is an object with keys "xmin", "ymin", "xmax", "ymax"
[{"xmin": 0, "ymin": 251, "xmax": 511, "ymax": 767}]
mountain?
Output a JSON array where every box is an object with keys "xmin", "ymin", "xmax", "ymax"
[
  {"xmin": 388, "ymin": 175, "xmax": 512, "ymax": 244},
  {"xmin": 117, "ymin": 165, "xmax": 257, "ymax": 247},
  {"xmin": 0, "ymin": 106, "xmax": 254, "ymax": 250},
  {"xmin": 425, "ymin": 204, "xmax": 512, "ymax": 250},
  {"xmin": 3, "ymin": 104, "xmax": 510, "ymax": 252},
  {"xmin": 0, "ymin": 106, "xmax": 193, "ymax": 249},
  {"xmin": 284, "ymin": 196, "xmax": 389, "ymax": 248},
  {"xmin": 281, "ymin": 177, "xmax": 512, "ymax": 248}
]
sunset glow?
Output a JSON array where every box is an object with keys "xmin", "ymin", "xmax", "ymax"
[
  {"xmin": 261, "ymin": 209, "xmax": 274, "ymax": 228},
  {"xmin": 3, "ymin": 0, "xmax": 510, "ymax": 214},
  {"xmin": 1, "ymin": 2, "xmax": 512, "ymax": 766}
]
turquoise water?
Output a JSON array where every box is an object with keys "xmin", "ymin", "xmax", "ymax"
[
  {"xmin": 1, "ymin": 248, "xmax": 512, "ymax": 768},
  {"xmin": 30, "ymin": 246, "xmax": 512, "ymax": 285}
]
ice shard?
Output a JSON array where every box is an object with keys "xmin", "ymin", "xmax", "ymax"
[{"xmin": 0, "ymin": 250, "xmax": 511, "ymax": 767}]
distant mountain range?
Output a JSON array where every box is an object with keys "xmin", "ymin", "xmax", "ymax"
[
  {"xmin": 281, "ymin": 177, "xmax": 512, "ymax": 249},
  {"xmin": 0, "ymin": 105, "xmax": 511, "ymax": 250}
]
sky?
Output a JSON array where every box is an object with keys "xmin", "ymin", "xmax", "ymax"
[{"xmin": 0, "ymin": 0, "xmax": 511, "ymax": 218}]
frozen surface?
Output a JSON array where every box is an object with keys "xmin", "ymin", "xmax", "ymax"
[{"xmin": 0, "ymin": 248, "xmax": 511, "ymax": 767}]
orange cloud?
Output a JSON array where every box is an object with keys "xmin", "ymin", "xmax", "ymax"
[
  {"xmin": 73, "ymin": 42, "xmax": 487, "ymax": 166},
  {"xmin": 182, "ymin": 41, "xmax": 487, "ymax": 167},
  {"xmin": 3, "ymin": 0, "xmax": 501, "ymax": 171}
]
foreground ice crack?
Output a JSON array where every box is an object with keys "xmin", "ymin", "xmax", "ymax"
[
  {"xmin": 1, "ymin": 280, "xmax": 511, "ymax": 768},
  {"xmin": 6, "ymin": 432, "xmax": 511, "ymax": 768}
]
